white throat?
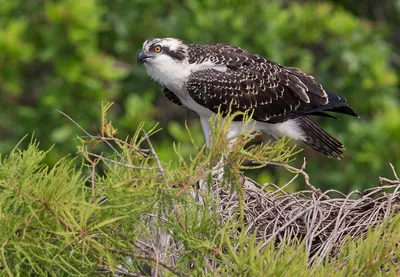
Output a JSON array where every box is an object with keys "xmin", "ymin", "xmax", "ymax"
[
  {"xmin": 144, "ymin": 55, "xmax": 191, "ymax": 93},
  {"xmin": 144, "ymin": 55, "xmax": 228, "ymax": 98}
]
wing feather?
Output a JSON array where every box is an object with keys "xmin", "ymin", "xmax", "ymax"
[
  {"xmin": 185, "ymin": 44, "xmax": 357, "ymax": 122},
  {"xmin": 185, "ymin": 45, "xmax": 351, "ymax": 122},
  {"xmin": 162, "ymin": 87, "xmax": 186, "ymax": 108}
]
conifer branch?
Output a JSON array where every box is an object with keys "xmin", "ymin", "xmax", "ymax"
[{"xmin": 78, "ymin": 151, "xmax": 158, "ymax": 170}]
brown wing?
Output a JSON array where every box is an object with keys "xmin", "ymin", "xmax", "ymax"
[{"xmin": 185, "ymin": 44, "xmax": 353, "ymax": 123}]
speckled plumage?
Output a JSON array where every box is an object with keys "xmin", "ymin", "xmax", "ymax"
[{"xmin": 138, "ymin": 38, "xmax": 358, "ymax": 157}]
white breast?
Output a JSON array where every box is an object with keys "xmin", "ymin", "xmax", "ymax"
[
  {"xmin": 145, "ymin": 55, "xmax": 227, "ymax": 118},
  {"xmin": 144, "ymin": 56, "xmax": 191, "ymax": 94}
]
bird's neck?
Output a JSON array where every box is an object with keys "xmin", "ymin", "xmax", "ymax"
[
  {"xmin": 145, "ymin": 60, "xmax": 191, "ymax": 92},
  {"xmin": 144, "ymin": 58, "xmax": 228, "ymax": 94}
]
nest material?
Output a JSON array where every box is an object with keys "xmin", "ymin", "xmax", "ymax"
[{"xmin": 215, "ymin": 163, "xmax": 400, "ymax": 265}]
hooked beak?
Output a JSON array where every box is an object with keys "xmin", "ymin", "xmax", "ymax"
[{"xmin": 137, "ymin": 50, "xmax": 150, "ymax": 65}]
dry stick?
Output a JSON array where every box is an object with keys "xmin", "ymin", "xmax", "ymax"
[
  {"xmin": 259, "ymin": 205, "xmax": 315, "ymax": 249},
  {"xmin": 143, "ymin": 131, "xmax": 186, "ymax": 275},
  {"xmin": 271, "ymin": 173, "xmax": 300, "ymax": 196},
  {"xmin": 154, "ymin": 253, "xmax": 159, "ymax": 277},
  {"xmin": 14, "ymin": 186, "xmax": 72, "ymax": 231},
  {"xmin": 111, "ymin": 227, "xmax": 138, "ymax": 246},
  {"xmin": 90, "ymin": 157, "xmax": 97, "ymax": 200},
  {"xmin": 379, "ymin": 177, "xmax": 400, "ymax": 185},
  {"xmin": 105, "ymin": 247, "xmax": 188, "ymax": 277},
  {"xmin": 266, "ymin": 158, "xmax": 328, "ymax": 200},
  {"xmin": 143, "ymin": 131, "xmax": 165, "ymax": 178},
  {"xmin": 0, "ymin": 239, "xmax": 9, "ymax": 250},
  {"xmin": 79, "ymin": 135, "xmax": 150, "ymax": 154},
  {"xmin": 111, "ymin": 227, "xmax": 178, "ymax": 271},
  {"xmin": 78, "ymin": 151, "xmax": 158, "ymax": 170},
  {"xmin": 143, "ymin": 131, "xmax": 186, "ymax": 230},
  {"xmin": 57, "ymin": 110, "xmax": 129, "ymax": 161},
  {"xmin": 379, "ymin": 164, "xmax": 400, "ymax": 186},
  {"xmin": 51, "ymin": 236, "xmax": 79, "ymax": 264},
  {"xmin": 96, "ymin": 265, "xmax": 146, "ymax": 277},
  {"xmin": 384, "ymin": 185, "xmax": 400, "ymax": 220},
  {"xmin": 390, "ymin": 163, "xmax": 399, "ymax": 180}
]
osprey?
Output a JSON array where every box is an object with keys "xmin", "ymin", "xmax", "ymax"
[{"xmin": 138, "ymin": 38, "xmax": 358, "ymax": 157}]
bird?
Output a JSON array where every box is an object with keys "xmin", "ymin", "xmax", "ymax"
[{"xmin": 137, "ymin": 38, "xmax": 358, "ymax": 158}]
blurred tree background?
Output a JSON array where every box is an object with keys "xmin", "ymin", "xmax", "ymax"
[{"xmin": 0, "ymin": 0, "xmax": 399, "ymax": 192}]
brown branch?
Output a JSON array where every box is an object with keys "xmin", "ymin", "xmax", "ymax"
[
  {"xmin": 379, "ymin": 177, "xmax": 400, "ymax": 186},
  {"xmin": 143, "ymin": 131, "xmax": 165, "ymax": 178},
  {"xmin": 1, "ymin": 239, "xmax": 9, "ymax": 250},
  {"xmin": 96, "ymin": 265, "xmax": 146, "ymax": 277},
  {"xmin": 144, "ymin": 131, "xmax": 186, "ymax": 230},
  {"xmin": 78, "ymin": 151, "xmax": 158, "ymax": 170},
  {"xmin": 13, "ymin": 185, "xmax": 72, "ymax": 231},
  {"xmin": 90, "ymin": 157, "xmax": 98, "ymax": 200},
  {"xmin": 104, "ymin": 247, "xmax": 188, "ymax": 277},
  {"xmin": 57, "ymin": 110, "xmax": 149, "ymax": 157},
  {"xmin": 266, "ymin": 158, "xmax": 328, "ymax": 200}
]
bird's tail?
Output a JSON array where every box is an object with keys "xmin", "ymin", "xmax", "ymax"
[{"xmin": 297, "ymin": 116, "xmax": 344, "ymax": 158}]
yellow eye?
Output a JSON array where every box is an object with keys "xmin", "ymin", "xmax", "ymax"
[{"xmin": 154, "ymin": 45, "xmax": 162, "ymax": 53}]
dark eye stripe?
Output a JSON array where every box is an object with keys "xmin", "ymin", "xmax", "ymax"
[{"xmin": 164, "ymin": 48, "xmax": 185, "ymax": 61}]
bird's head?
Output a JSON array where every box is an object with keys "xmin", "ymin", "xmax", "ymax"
[
  {"xmin": 137, "ymin": 38, "xmax": 188, "ymax": 66},
  {"xmin": 137, "ymin": 38, "xmax": 190, "ymax": 88}
]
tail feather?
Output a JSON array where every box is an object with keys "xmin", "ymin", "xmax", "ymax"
[
  {"xmin": 297, "ymin": 116, "xmax": 344, "ymax": 158},
  {"xmin": 322, "ymin": 91, "xmax": 359, "ymax": 118},
  {"xmin": 327, "ymin": 105, "xmax": 359, "ymax": 118}
]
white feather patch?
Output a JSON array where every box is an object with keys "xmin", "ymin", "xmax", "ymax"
[
  {"xmin": 253, "ymin": 119, "xmax": 306, "ymax": 141},
  {"xmin": 275, "ymin": 119, "xmax": 306, "ymax": 141},
  {"xmin": 226, "ymin": 118, "xmax": 306, "ymax": 144}
]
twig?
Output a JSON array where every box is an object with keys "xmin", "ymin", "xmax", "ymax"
[
  {"xmin": 79, "ymin": 135, "xmax": 150, "ymax": 154},
  {"xmin": 57, "ymin": 110, "xmax": 128, "ymax": 161},
  {"xmin": 143, "ymin": 131, "xmax": 186, "ymax": 229},
  {"xmin": 266, "ymin": 158, "xmax": 328, "ymax": 200},
  {"xmin": 90, "ymin": 158, "xmax": 97, "ymax": 200},
  {"xmin": 57, "ymin": 110, "xmax": 93, "ymax": 138},
  {"xmin": 104, "ymin": 247, "xmax": 188, "ymax": 277},
  {"xmin": 57, "ymin": 110, "xmax": 149, "ymax": 161},
  {"xmin": 143, "ymin": 131, "xmax": 165, "ymax": 178},
  {"xmin": 379, "ymin": 164, "xmax": 400, "ymax": 186},
  {"xmin": 154, "ymin": 251, "xmax": 159, "ymax": 277},
  {"xmin": 78, "ymin": 151, "xmax": 158, "ymax": 170},
  {"xmin": 379, "ymin": 177, "xmax": 400, "ymax": 186},
  {"xmin": 1, "ymin": 239, "xmax": 9, "ymax": 250},
  {"xmin": 389, "ymin": 163, "xmax": 399, "ymax": 180},
  {"xmin": 96, "ymin": 265, "xmax": 146, "ymax": 276}
]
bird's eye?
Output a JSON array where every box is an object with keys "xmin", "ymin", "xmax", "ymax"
[{"xmin": 153, "ymin": 45, "xmax": 162, "ymax": 53}]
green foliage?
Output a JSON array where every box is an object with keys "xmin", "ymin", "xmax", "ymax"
[
  {"xmin": 0, "ymin": 0, "xmax": 399, "ymax": 191},
  {"xmin": 0, "ymin": 114, "xmax": 399, "ymax": 276}
]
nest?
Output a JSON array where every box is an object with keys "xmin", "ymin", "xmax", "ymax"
[
  {"xmin": 215, "ymin": 161, "xmax": 400, "ymax": 265},
  {"xmin": 60, "ymin": 110, "xmax": 400, "ymax": 275}
]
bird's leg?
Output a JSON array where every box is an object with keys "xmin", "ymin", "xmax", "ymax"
[
  {"xmin": 198, "ymin": 119, "xmax": 245, "ymax": 200},
  {"xmin": 211, "ymin": 126, "xmax": 240, "ymax": 180},
  {"xmin": 213, "ymin": 121, "xmax": 259, "ymax": 181},
  {"xmin": 196, "ymin": 117, "xmax": 212, "ymax": 201},
  {"xmin": 200, "ymin": 117, "xmax": 211, "ymax": 147},
  {"xmin": 197, "ymin": 117, "xmax": 235, "ymax": 199}
]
